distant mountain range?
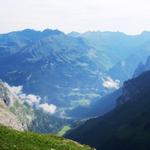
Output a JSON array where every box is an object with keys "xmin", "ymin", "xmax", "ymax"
[
  {"xmin": 0, "ymin": 29, "xmax": 105, "ymax": 109},
  {"xmin": 0, "ymin": 29, "xmax": 150, "ymax": 117},
  {"xmin": 69, "ymin": 31, "xmax": 150, "ymax": 81}
]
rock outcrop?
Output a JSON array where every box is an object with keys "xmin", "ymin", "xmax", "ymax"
[{"xmin": 0, "ymin": 100, "xmax": 24, "ymax": 131}]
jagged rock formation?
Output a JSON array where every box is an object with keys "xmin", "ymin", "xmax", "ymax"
[
  {"xmin": 133, "ymin": 56, "xmax": 150, "ymax": 78},
  {"xmin": 0, "ymin": 81, "xmax": 34, "ymax": 130},
  {"xmin": 0, "ymin": 100, "xmax": 24, "ymax": 131},
  {"xmin": 0, "ymin": 80, "xmax": 76, "ymax": 134}
]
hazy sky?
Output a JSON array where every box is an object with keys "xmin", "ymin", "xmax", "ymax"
[{"xmin": 0, "ymin": 0, "xmax": 150, "ymax": 34}]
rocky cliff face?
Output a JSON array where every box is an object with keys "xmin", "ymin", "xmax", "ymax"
[
  {"xmin": 133, "ymin": 56, "xmax": 150, "ymax": 78},
  {"xmin": 0, "ymin": 81, "xmax": 34, "ymax": 131},
  {"xmin": 0, "ymin": 80, "xmax": 74, "ymax": 134},
  {"xmin": 118, "ymin": 70, "xmax": 150, "ymax": 105},
  {"xmin": 0, "ymin": 100, "xmax": 24, "ymax": 131}
]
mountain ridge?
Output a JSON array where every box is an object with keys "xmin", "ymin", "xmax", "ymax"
[
  {"xmin": 66, "ymin": 70, "xmax": 150, "ymax": 150},
  {"xmin": 0, "ymin": 28, "xmax": 150, "ymax": 118}
]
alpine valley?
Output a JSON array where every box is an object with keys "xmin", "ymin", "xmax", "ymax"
[{"xmin": 0, "ymin": 29, "xmax": 150, "ymax": 150}]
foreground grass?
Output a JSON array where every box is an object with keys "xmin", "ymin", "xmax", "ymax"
[{"xmin": 0, "ymin": 125, "xmax": 93, "ymax": 150}]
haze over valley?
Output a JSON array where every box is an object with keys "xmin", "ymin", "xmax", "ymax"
[{"xmin": 0, "ymin": 0, "xmax": 150, "ymax": 149}]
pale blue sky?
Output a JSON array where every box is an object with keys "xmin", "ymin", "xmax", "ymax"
[{"xmin": 0, "ymin": 0, "xmax": 150, "ymax": 34}]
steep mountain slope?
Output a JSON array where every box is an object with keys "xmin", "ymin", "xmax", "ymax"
[
  {"xmin": 69, "ymin": 31, "xmax": 150, "ymax": 82},
  {"xmin": 0, "ymin": 29, "xmax": 104, "ymax": 108},
  {"xmin": 0, "ymin": 80, "xmax": 74, "ymax": 134},
  {"xmin": 133, "ymin": 56, "xmax": 150, "ymax": 78},
  {"xmin": 66, "ymin": 71, "xmax": 150, "ymax": 150},
  {"xmin": 107, "ymin": 52, "xmax": 148, "ymax": 82},
  {"xmin": 0, "ymin": 81, "xmax": 34, "ymax": 130},
  {"xmin": 28, "ymin": 109, "xmax": 75, "ymax": 134},
  {"xmin": 1, "ymin": 29, "xmax": 150, "ymax": 117},
  {"xmin": 0, "ymin": 125, "xmax": 94, "ymax": 150},
  {"xmin": 0, "ymin": 100, "xmax": 24, "ymax": 131}
]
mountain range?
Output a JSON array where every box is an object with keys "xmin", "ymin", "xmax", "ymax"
[
  {"xmin": 0, "ymin": 29, "xmax": 150, "ymax": 150},
  {"xmin": 0, "ymin": 29, "xmax": 150, "ymax": 115}
]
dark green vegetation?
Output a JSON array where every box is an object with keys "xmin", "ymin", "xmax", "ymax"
[
  {"xmin": 66, "ymin": 71, "xmax": 150, "ymax": 150},
  {"xmin": 0, "ymin": 125, "xmax": 93, "ymax": 150}
]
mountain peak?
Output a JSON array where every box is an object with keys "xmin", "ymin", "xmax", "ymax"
[
  {"xmin": 42, "ymin": 29, "xmax": 64, "ymax": 36},
  {"xmin": 68, "ymin": 31, "xmax": 81, "ymax": 37},
  {"xmin": 141, "ymin": 31, "xmax": 150, "ymax": 35},
  {"xmin": 133, "ymin": 56, "xmax": 150, "ymax": 78}
]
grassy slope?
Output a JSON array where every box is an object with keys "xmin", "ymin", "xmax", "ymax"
[
  {"xmin": 0, "ymin": 125, "xmax": 93, "ymax": 150},
  {"xmin": 57, "ymin": 125, "xmax": 71, "ymax": 136}
]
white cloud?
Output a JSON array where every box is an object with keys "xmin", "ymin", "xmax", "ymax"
[
  {"xmin": 25, "ymin": 94, "xmax": 41, "ymax": 106},
  {"xmin": 5, "ymin": 83, "xmax": 23, "ymax": 95},
  {"xmin": 102, "ymin": 77, "xmax": 120, "ymax": 89},
  {"xmin": 5, "ymin": 84, "xmax": 41, "ymax": 106},
  {"xmin": 2, "ymin": 83, "xmax": 22, "ymax": 106},
  {"xmin": 3, "ymin": 82, "xmax": 57, "ymax": 114},
  {"xmin": 19, "ymin": 92, "xmax": 57, "ymax": 114},
  {"xmin": 39, "ymin": 103, "xmax": 57, "ymax": 114}
]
